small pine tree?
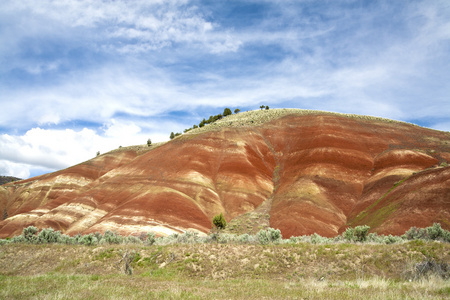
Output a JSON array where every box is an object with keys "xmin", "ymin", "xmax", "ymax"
[
  {"xmin": 147, "ymin": 139, "xmax": 152, "ymax": 146},
  {"xmin": 265, "ymin": 105, "xmax": 269, "ymax": 110},
  {"xmin": 96, "ymin": 151, "xmax": 100, "ymax": 156},
  {"xmin": 234, "ymin": 108, "xmax": 241, "ymax": 114},
  {"xmin": 170, "ymin": 132, "xmax": 175, "ymax": 139},
  {"xmin": 260, "ymin": 105, "xmax": 265, "ymax": 110}
]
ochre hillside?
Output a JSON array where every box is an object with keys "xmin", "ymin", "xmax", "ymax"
[{"xmin": 1, "ymin": 109, "xmax": 449, "ymax": 238}]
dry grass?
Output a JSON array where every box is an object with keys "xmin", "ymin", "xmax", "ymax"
[
  {"xmin": 0, "ymin": 273, "xmax": 448, "ymax": 299},
  {"xmin": 0, "ymin": 241, "xmax": 448, "ymax": 299},
  {"xmin": 180, "ymin": 108, "xmax": 426, "ymax": 137}
]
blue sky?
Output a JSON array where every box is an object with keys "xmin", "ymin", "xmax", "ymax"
[{"xmin": 0, "ymin": 0, "xmax": 449, "ymax": 179}]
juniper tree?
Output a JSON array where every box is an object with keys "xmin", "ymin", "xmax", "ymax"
[
  {"xmin": 212, "ymin": 213, "xmax": 227, "ymax": 234},
  {"xmin": 223, "ymin": 108, "xmax": 232, "ymax": 116}
]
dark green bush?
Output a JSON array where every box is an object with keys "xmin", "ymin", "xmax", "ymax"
[
  {"xmin": 212, "ymin": 213, "xmax": 227, "ymax": 234},
  {"xmin": 223, "ymin": 108, "xmax": 232, "ymax": 116}
]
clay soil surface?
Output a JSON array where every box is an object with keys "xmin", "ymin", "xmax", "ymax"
[{"xmin": 1, "ymin": 109, "xmax": 449, "ymax": 239}]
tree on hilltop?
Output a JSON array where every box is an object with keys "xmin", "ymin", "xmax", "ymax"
[
  {"xmin": 223, "ymin": 108, "xmax": 232, "ymax": 116},
  {"xmin": 234, "ymin": 108, "xmax": 241, "ymax": 114}
]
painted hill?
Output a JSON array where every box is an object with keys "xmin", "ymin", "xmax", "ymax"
[{"xmin": 1, "ymin": 109, "xmax": 449, "ymax": 238}]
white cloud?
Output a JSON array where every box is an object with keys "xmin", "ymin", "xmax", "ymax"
[
  {"xmin": 104, "ymin": 120, "xmax": 141, "ymax": 138},
  {"xmin": 0, "ymin": 0, "xmax": 236, "ymax": 55},
  {"xmin": 0, "ymin": 116, "xmax": 193, "ymax": 178},
  {"xmin": 0, "ymin": 128, "xmax": 99, "ymax": 171},
  {"xmin": 0, "ymin": 0, "xmax": 449, "ymax": 177},
  {"xmin": 0, "ymin": 160, "xmax": 32, "ymax": 179}
]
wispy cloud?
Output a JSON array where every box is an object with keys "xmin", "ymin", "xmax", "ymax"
[{"xmin": 0, "ymin": 0, "xmax": 449, "ymax": 178}]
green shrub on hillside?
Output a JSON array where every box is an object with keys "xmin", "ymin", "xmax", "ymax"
[
  {"xmin": 310, "ymin": 233, "xmax": 331, "ymax": 244},
  {"xmin": 257, "ymin": 228, "xmax": 282, "ymax": 245},
  {"xmin": 427, "ymin": 223, "xmax": 446, "ymax": 240},
  {"xmin": 354, "ymin": 225, "xmax": 370, "ymax": 242},
  {"xmin": 403, "ymin": 227, "xmax": 428, "ymax": 240},
  {"xmin": 146, "ymin": 232, "xmax": 156, "ymax": 245},
  {"xmin": 237, "ymin": 233, "xmax": 253, "ymax": 244},
  {"xmin": 102, "ymin": 230, "xmax": 123, "ymax": 244},
  {"xmin": 37, "ymin": 228, "xmax": 62, "ymax": 244},
  {"xmin": 124, "ymin": 235, "xmax": 142, "ymax": 244},
  {"xmin": 1, "ymin": 223, "xmax": 449, "ymax": 246},
  {"xmin": 23, "ymin": 226, "xmax": 39, "ymax": 243},
  {"xmin": 79, "ymin": 233, "xmax": 98, "ymax": 246},
  {"xmin": 343, "ymin": 225, "xmax": 370, "ymax": 242}
]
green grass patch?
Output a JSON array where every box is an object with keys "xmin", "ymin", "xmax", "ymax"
[
  {"xmin": 1, "ymin": 273, "xmax": 448, "ymax": 299},
  {"xmin": 349, "ymin": 177, "xmax": 408, "ymax": 226}
]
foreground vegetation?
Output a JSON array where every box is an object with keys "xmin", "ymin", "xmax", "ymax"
[
  {"xmin": 1, "ymin": 223, "xmax": 449, "ymax": 247},
  {"xmin": 1, "ymin": 240, "xmax": 448, "ymax": 299},
  {"xmin": 0, "ymin": 224, "xmax": 449, "ymax": 298},
  {"xmin": 1, "ymin": 272, "xmax": 448, "ymax": 299}
]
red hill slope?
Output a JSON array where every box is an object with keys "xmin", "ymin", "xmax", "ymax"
[{"xmin": 1, "ymin": 110, "xmax": 449, "ymax": 238}]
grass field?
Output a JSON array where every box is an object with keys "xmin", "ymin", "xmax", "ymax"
[
  {"xmin": 1, "ymin": 273, "xmax": 448, "ymax": 299},
  {"xmin": 1, "ymin": 241, "xmax": 448, "ymax": 299}
]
